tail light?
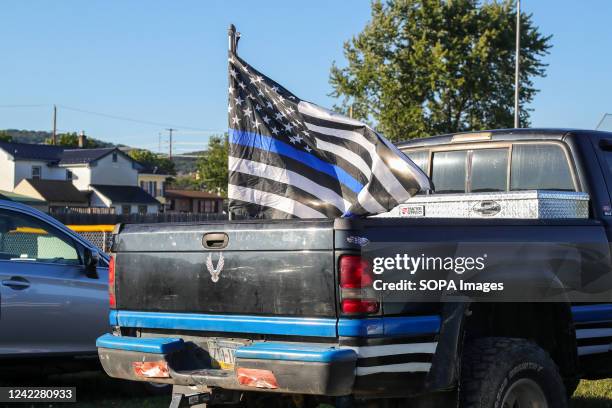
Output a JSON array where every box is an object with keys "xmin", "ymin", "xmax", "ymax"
[
  {"xmin": 339, "ymin": 255, "xmax": 379, "ymax": 315},
  {"xmin": 109, "ymin": 255, "xmax": 116, "ymax": 308}
]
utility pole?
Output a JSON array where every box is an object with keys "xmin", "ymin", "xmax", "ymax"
[
  {"xmin": 158, "ymin": 132, "xmax": 162, "ymax": 154},
  {"xmin": 514, "ymin": 0, "xmax": 521, "ymax": 128},
  {"xmin": 166, "ymin": 128, "xmax": 175, "ymax": 159},
  {"xmin": 52, "ymin": 105, "xmax": 57, "ymax": 145}
]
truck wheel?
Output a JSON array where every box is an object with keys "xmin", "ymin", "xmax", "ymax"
[{"xmin": 460, "ymin": 337, "xmax": 567, "ymax": 408}]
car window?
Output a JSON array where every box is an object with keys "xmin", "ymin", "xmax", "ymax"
[
  {"xmin": 405, "ymin": 150, "xmax": 429, "ymax": 173},
  {"xmin": 432, "ymin": 150, "xmax": 467, "ymax": 193},
  {"xmin": 0, "ymin": 210, "xmax": 81, "ymax": 265},
  {"xmin": 510, "ymin": 144, "xmax": 574, "ymax": 191},
  {"xmin": 471, "ymin": 148, "xmax": 509, "ymax": 192}
]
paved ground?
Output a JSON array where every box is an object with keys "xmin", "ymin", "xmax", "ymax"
[{"xmin": 1, "ymin": 371, "xmax": 611, "ymax": 407}]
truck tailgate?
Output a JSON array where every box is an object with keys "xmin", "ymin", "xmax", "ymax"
[{"xmin": 112, "ymin": 220, "xmax": 336, "ymax": 317}]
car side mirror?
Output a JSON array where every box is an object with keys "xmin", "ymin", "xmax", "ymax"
[{"xmin": 84, "ymin": 247, "xmax": 100, "ymax": 279}]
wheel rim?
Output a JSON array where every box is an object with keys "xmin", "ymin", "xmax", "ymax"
[{"xmin": 501, "ymin": 378, "xmax": 548, "ymax": 408}]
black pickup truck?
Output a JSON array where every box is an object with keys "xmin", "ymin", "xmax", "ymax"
[{"xmin": 98, "ymin": 129, "xmax": 612, "ymax": 408}]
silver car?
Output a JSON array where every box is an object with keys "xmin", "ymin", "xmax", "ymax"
[{"xmin": 0, "ymin": 199, "xmax": 108, "ymax": 366}]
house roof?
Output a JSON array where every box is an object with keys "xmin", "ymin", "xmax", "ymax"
[
  {"xmin": 0, "ymin": 190, "xmax": 47, "ymax": 205},
  {"xmin": 91, "ymin": 185, "xmax": 159, "ymax": 205},
  {"xmin": 165, "ymin": 189, "xmax": 223, "ymax": 199},
  {"xmin": 24, "ymin": 179, "xmax": 89, "ymax": 203},
  {"xmin": 0, "ymin": 141, "xmax": 64, "ymax": 162},
  {"xmin": 60, "ymin": 147, "xmax": 121, "ymax": 165}
]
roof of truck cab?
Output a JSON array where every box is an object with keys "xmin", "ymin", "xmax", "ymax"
[{"xmin": 395, "ymin": 128, "xmax": 612, "ymax": 150}]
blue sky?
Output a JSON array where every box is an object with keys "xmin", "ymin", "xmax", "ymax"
[{"xmin": 1, "ymin": 1, "xmax": 612, "ymax": 152}]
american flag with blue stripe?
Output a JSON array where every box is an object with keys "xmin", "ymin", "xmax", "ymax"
[{"xmin": 227, "ymin": 52, "xmax": 431, "ymax": 219}]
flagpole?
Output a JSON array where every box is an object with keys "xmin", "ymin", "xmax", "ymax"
[
  {"xmin": 228, "ymin": 24, "xmax": 240, "ymax": 54},
  {"xmin": 514, "ymin": 0, "xmax": 521, "ymax": 128}
]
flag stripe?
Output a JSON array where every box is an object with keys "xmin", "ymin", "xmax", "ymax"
[
  {"xmin": 229, "ymin": 144, "xmax": 359, "ymax": 204},
  {"xmin": 314, "ymin": 138, "xmax": 372, "ymax": 180},
  {"xmin": 229, "ymin": 172, "xmax": 343, "ymax": 218},
  {"xmin": 230, "ymin": 128, "xmax": 363, "ymax": 194},
  {"xmin": 228, "ymin": 184, "xmax": 327, "ymax": 219},
  {"xmin": 303, "ymin": 122, "xmax": 414, "ymax": 202},
  {"xmin": 229, "ymin": 156, "xmax": 351, "ymax": 213}
]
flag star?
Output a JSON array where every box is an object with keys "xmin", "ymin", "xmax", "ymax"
[
  {"xmin": 230, "ymin": 69, "xmax": 238, "ymax": 78},
  {"xmin": 228, "ymin": 55, "xmax": 235, "ymax": 64},
  {"xmin": 247, "ymin": 93, "xmax": 255, "ymax": 100},
  {"xmin": 271, "ymin": 127, "xmax": 279, "ymax": 135},
  {"xmin": 294, "ymin": 134, "xmax": 303, "ymax": 143},
  {"xmin": 238, "ymin": 81, "xmax": 246, "ymax": 89},
  {"xmin": 257, "ymin": 89, "xmax": 264, "ymax": 97},
  {"xmin": 304, "ymin": 145, "xmax": 312, "ymax": 153},
  {"xmin": 232, "ymin": 114, "xmax": 240, "ymax": 125},
  {"xmin": 287, "ymin": 106, "xmax": 295, "ymax": 114},
  {"xmin": 227, "ymin": 104, "xmax": 232, "ymax": 113},
  {"xmin": 262, "ymin": 115, "xmax": 271, "ymax": 124},
  {"xmin": 255, "ymin": 104, "xmax": 262, "ymax": 111},
  {"xmin": 284, "ymin": 122, "xmax": 294, "ymax": 132},
  {"xmin": 228, "ymin": 85, "xmax": 235, "ymax": 94},
  {"xmin": 234, "ymin": 95, "xmax": 244, "ymax": 105},
  {"xmin": 288, "ymin": 136, "xmax": 298, "ymax": 144},
  {"xmin": 254, "ymin": 118, "xmax": 261, "ymax": 128},
  {"xmin": 255, "ymin": 75, "xmax": 264, "ymax": 83},
  {"xmin": 274, "ymin": 112, "xmax": 283, "ymax": 121},
  {"xmin": 278, "ymin": 95, "xmax": 285, "ymax": 103},
  {"xmin": 271, "ymin": 86, "xmax": 279, "ymax": 93},
  {"xmin": 289, "ymin": 96, "xmax": 296, "ymax": 100},
  {"xmin": 243, "ymin": 107, "xmax": 252, "ymax": 116},
  {"xmin": 266, "ymin": 101, "xmax": 273, "ymax": 109}
]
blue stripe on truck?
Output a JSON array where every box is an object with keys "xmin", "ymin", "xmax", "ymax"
[
  {"xmin": 96, "ymin": 333, "xmax": 184, "ymax": 354},
  {"xmin": 337, "ymin": 315, "xmax": 441, "ymax": 337},
  {"xmin": 112, "ymin": 311, "xmax": 442, "ymax": 338},
  {"xmin": 114, "ymin": 310, "xmax": 338, "ymax": 337},
  {"xmin": 236, "ymin": 342, "xmax": 357, "ymax": 363},
  {"xmin": 572, "ymin": 304, "xmax": 612, "ymax": 323}
]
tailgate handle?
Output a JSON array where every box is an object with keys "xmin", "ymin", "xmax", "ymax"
[{"xmin": 203, "ymin": 233, "xmax": 229, "ymax": 249}]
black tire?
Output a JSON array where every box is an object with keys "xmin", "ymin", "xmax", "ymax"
[
  {"xmin": 460, "ymin": 337, "xmax": 567, "ymax": 408},
  {"xmin": 141, "ymin": 381, "xmax": 172, "ymax": 396}
]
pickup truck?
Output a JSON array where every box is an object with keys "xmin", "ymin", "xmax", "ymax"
[{"xmin": 97, "ymin": 128, "xmax": 612, "ymax": 408}]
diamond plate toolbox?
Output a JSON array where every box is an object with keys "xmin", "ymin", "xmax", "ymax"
[{"xmin": 376, "ymin": 190, "xmax": 589, "ymax": 219}]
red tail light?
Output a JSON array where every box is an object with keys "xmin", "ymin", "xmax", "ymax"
[
  {"xmin": 339, "ymin": 255, "xmax": 379, "ymax": 315},
  {"xmin": 109, "ymin": 255, "xmax": 116, "ymax": 308},
  {"xmin": 341, "ymin": 298, "xmax": 379, "ymax": 314},
  {"xmin": 340, "ymin": 255, "xmax": 373, "ymax": 288}
]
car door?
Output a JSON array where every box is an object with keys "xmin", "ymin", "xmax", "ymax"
[{"xmin": 0, "ymin": 208, "xmax": 108, "ymax": 356}]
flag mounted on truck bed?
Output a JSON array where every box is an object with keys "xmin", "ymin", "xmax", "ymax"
[{"xmin": 227, "ymin": 26, "xmax": 431, "ymax": 219}]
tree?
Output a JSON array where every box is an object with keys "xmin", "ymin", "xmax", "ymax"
[
  {"xmin": 330, "ymin": 0, "xmax": 551, "ymax": 141},
  {"xmin": 197, "ymin": 134, "xmax": 229, "ymax": 195},
  {"xmin": 44, "ymin": 132, "xmax": 102, "ymax": 148},
  {"xmin": 129, "ymin": 149, "xmax": 176, "ymax": 175},
  {"xmin": 0, "ymin": 131, "xmax": 11, "ymax": 142}
]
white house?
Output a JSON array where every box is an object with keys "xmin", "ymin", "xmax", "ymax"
[
  {"xmin": 0, "ymin": 141, "xmax": 65, "ymax": 191},
  {"xmin": 0, "ymin": 141, "xmax": 159, "ymax": 214}
]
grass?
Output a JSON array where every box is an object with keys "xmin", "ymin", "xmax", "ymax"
[
  {"xmin": 572, "ymin": 379, "xmax": 612, "ymax": 408},
  {"xmin": 1, "ymin": 372, "xmax": 612, "ymax": 407}
]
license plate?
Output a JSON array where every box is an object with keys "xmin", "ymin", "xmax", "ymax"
[{"xmin": 207, "ymin": 339, "xmax": 244, "ymax": 370}]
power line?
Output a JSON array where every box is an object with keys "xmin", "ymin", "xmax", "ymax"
[{"xmin": 56, "ymin": 104, "xmax": 222, "ymax": 132}]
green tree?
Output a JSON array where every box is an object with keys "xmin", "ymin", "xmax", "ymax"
[
  {"xmin": 197, "ymin": 134, "xmax": 229, "ymax": 196},
  {"xmin": 44, "ymin": 132, "xmax": 102, "ymax": 147},
  {"xmin": 129, "ymin": 149, "xmax": 176, "ymax": 175},
  {"xmin": 330, "ymin": 0, "xmax": 551, "ymax": 141},
  {"xmin": 0, "ymin": 131, "xmax": 11, "ymax": 142}
]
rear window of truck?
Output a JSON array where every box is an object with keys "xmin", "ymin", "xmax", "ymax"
[{"xmin": 405, "ymin": 143, "xmax": 575, "ymax": 193}]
